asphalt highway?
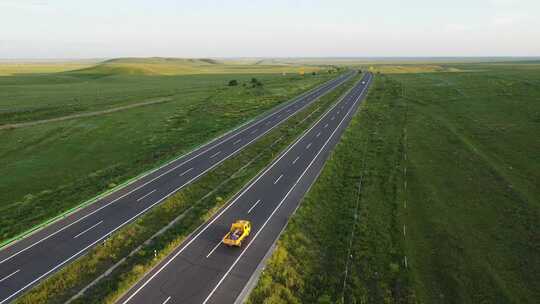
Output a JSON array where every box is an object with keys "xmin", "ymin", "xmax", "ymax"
[
  {"xmin": 118, "ymin": 73, "xmax": 372, "ymax": 304},
  {"xmin": 0, "ymin": 71, "xmax": 356, "ymax": 303}
]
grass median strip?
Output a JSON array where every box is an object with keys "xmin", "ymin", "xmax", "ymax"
[{"xmin": 14, "ymin": 72, "xmax": 361, "ymax": 304}]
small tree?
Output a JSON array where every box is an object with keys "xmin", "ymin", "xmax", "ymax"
[{"xmin": 228, "ymin": 79, "xmax": 238, "ymax": 86}]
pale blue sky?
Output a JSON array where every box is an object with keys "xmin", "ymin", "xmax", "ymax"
[{"xmin": 1, "ymin": 0, "xmax": 538, "ymax": 58}]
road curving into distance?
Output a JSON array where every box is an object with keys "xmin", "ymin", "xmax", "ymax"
[
  {"xmin": 0, "ymin": 71, "xmax": 356, "ymax": 303},
  {"xmin": 118, "ymin": 72, "xmax": 373, "ymax": 304}
]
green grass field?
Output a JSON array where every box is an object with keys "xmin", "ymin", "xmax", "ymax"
[
  {"xmin": 0, "ymin": 58, "xmax": 333, "ymax": 242},
  {"xmin": 398, "ymin": 63, "xmax": 540, "ymax": 303},
  {"xmin": 0, "ymin": 58, "xmax": 324, "ymax": 125},
  {"xmin": 248, "ymin": 63, "xmax": 540, "ymax": 303}
]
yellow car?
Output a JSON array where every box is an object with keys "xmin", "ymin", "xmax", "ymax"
[{"xmin": 223, "ymin": 220, "xmax": 251, "ymax": 247}]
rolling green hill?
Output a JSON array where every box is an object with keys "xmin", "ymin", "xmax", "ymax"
[{"xmin": 70, "ymin": 58, "xmax": 222, "ymax": 76}]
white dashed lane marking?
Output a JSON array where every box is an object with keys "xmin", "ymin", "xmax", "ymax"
[
  {"xmin": 0, "ymin": 269, "xmax": 20, "ymax": 283},
  {"xmin": 73, "ymin": 221, "xmax": 103, "ymax": 239},
  {"xmin": 179, "ymin": 167, "xmax": 194, "ymax": 177},
  {"xmin": 137, "ymin": 189, "xmax": 156, "ymax": 202},
  {"xmin": 247, "ymin": 199, "xmax": 262, "ymax": 214},
  {"xmin": 209, "ymin": 151, "xmax": 221, "ymax": 159}
]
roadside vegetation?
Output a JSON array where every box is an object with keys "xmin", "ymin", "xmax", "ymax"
[
  {"xmin": 15, "ymin": 72, "xmax": 362, "ymax": 304},
  {"xmin": 248, "ymin": 63, "xmax": 540, "ymax": 304},
  {"xmin": 0, "ymin": 59, "xmax": 323, "ymax": 125},
  {"xmin": 0, "ymin": 59, "xmax": 331, "ymax": 242}
]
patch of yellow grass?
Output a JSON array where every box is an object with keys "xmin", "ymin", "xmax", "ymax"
[
  {"xmin": 369, "ymin": 65, "xmax": 465, "ymax": 74},
  {"xmin": 0, "ymin": 63, "xmax": 94, "ymax": 76}
]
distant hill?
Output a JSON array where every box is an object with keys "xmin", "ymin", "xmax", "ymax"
[
  {"xmin": 101, "ymin": 57, "xmax": 221, "ymax": 65},
  {"xmin": 67, "ymin": 57, "xmax": 320, "ymax": 76},
  {"xmin": 69, "ymin": 57, "xmax": 225, "ymax": 76}
]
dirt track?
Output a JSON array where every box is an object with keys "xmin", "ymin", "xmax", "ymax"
[{"xmin": 0, "ymin": 97, "xmax": 172, "ymax": 130}]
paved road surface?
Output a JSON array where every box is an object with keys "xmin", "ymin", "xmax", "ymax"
[
  {"xmin": 119, "ymin": 73, "xmax": 372, "ymax": 304},
  {"xmin": 0, "ymin": 72, "xmax": 355, "ymax": 303}
]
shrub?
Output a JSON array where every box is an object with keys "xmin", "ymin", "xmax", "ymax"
[{"xmin": 250, "ymin": 78, "xmax": 263, "ymax": 87}]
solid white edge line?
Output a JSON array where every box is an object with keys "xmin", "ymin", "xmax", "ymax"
[
  {"xmin": 178, "ymin": 167, "xmax": 194, "ymax": 177},
  {"xmin": 247, "ymin": 199, "xmax": 262, "ymax": 214},
  {"xmin": 0, "ymin": 73, "xmax": 352, "ymax": 265},
  {"xmin": 118, "ymin": 72, "xmax": 363, "ymax": 304},
  {"xmin": 0, "ymin": 269, "xmax": 20, "ymax": 283},
  {"xmin": 73, "ymin": 221, "xmax": 104, "ymax": 239},
  {"xmin": 202, "ymin": 75, "xmax": 371, "ymax": 304},
  {"xmin": 136, "ymin": 190, "xmax": 156, "ymax": 202}
]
